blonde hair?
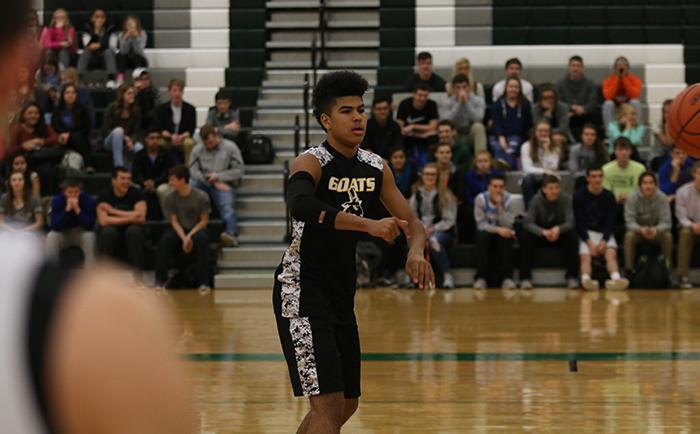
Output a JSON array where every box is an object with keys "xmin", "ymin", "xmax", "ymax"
[
  {"xmin": 616, "ymin": 103, "xmax": 636, "ymax": 123},
  {"xmin": 50, "ymin": 8, "xmax": 73, "ymax": 29},
  {"xmin": 472, "ymin": 149, "xmax": 492, "ymax": 170},
  {"xmin": 422, "ymin": 163, "xmax": 455, "ymax": 211},
  {"xmin": 449, "ymin": 57, "xmax": 477, "ymax": 95}
]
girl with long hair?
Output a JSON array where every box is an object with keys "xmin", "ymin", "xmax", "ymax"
[
  {"xmin": 0, "ymin": 170, "xmax": 44, "ymax": 231},
  {"xmin": 568, "ymin": 123, "xmax": 609, "ymax": 178},
  {"xmin": 116, "ymin": 15, "xmax": 148, "ymax": 83},
  {"xmin": 9, "ymin": 102, "xmax": 63, "ymax": 194},
  {"xmin": 489, "ymin": 77, "xmax": 533, "ymax": 169},
  {"xmin": 8, "ymin": 153, "xmax": 41, "ymax": 197},
  {"xmin": 52, "ymin": 83, "xmax": 92, "ymax": 168},
  {"xmin": 520, "ymin": 120, "xmax": 561, "ymax": 208},
  {"xmin": 607, "ymin": 102, "xmax": 645, "ymax": 153},
  {"xmin": 40, "ymin": 8, "xmax": 77, "ymax": 69},
  {"xmin": 388, "ymin": 146, "xmax": 417, "ymax": 198},
  {"xmin": 410, "ymin": 163, "xmax": 457, "ymax": 288},
  {"xmin": 103, "ymin": 84, "xmax": 142, "ymax": 167}
]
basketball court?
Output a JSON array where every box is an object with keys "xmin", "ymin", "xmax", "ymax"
[{"xmin": 173, "ymin": 287, "xmax": 700, "ymax": 433}]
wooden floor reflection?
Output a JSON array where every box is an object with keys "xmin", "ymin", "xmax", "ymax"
[{"xmin": 171, "ymin": 288, "xmax": 700, "ymax": 433}]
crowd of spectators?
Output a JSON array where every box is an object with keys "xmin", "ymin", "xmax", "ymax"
[
  {"xmin": 0, "ymin": 7, "xmax": 247, "ymax": 292},
  {"xmin": 361, "ymin": 50, "xmax": 689, "ymax": 290}
]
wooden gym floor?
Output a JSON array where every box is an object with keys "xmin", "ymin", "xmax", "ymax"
[{"xmin": 171, "ymin": 288, "xmax": 700, "ymax": 433}]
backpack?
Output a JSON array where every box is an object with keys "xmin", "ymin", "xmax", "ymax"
[
  {"xmin": 630, "ymin": 245, "xmax": 670, "ymax": 289},
  {"xmin": 243, "ymin": 134, "xmax": 275, "ymax": 164}
]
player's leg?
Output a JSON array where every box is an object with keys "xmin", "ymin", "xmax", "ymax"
[{"xmin": 299, "ymin": 392, "xmax": 345, "ymax": 434}]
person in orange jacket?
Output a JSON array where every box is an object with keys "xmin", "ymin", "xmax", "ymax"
[{"xmin": 602, "ymin": 56, "xmax": 643, "ymax": 132}]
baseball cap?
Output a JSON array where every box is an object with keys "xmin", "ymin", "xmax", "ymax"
[{"xmin": 132, "ymin": 68, "xmax": 148, "ymax": 80}]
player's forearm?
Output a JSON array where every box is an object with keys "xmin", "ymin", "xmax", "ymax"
[
  {"xmin": 334, "ymin": 212, "xmax": 373, "ymax": 233},
  {"xmin": 406, "ymin": 218, "xmax": 427, "ymax": 255}
]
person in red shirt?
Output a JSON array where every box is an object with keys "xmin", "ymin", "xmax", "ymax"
[{"xmin": 602, "ymin": 56, "xmax": 642, "ymax": 131}]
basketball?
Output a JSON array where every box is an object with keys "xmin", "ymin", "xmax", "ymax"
[{"xmin": 668, "ymin": 83, "xmax": 700, "ymax": 157}]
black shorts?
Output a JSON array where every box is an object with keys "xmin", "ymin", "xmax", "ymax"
[{"xmin": 275, "ymin": 314, "xmax": 361, "ymax": 399}]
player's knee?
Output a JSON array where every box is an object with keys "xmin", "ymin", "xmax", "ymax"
[
  {"xmin": 343, "ymin": 398, "xmax": 359, "ymax": 419},
  {"xmin": 309, "ymin": 393, "xmax": 345, "ymax": 426}
]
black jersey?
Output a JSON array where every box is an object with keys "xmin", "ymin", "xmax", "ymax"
[{"xmin": 274, "ymin": 142, "xmax": 385, "ymax": 323}]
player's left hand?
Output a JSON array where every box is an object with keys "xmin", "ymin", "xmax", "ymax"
[{"xmin": 405, "ymin": 250, "xmax": 435, "ymax": 289}]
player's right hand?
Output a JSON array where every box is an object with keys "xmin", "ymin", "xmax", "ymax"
[{"xmin": 369, "ymin": 217, "xmax": 408, "ymax": 242}]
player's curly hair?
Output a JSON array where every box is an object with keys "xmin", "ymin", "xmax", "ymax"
[{"xmin": 312, "ymin": 71, "xmax": 369, "ymax": 130}]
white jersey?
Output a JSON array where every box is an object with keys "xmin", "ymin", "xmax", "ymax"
[{"xmin": 0, "ymin": 232, "xmax": 52, "ymax": 433}]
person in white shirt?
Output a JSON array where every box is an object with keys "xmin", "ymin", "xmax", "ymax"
[{"xmin": 520, "ymin": 120, "xmax": 561, "ymax": 208}]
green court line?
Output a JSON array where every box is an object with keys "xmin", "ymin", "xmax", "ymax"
[{"xmin": 184, "ymin": 352, "xmax": 700, "ymax": 362}]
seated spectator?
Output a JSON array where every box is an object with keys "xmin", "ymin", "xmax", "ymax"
[
  {"xmin": 434, "ymin": 142, "xmax": 463, "ymax": 199},
  {"xmin": 607, "ymin": 103, "xmax": 645, "ymax": 153},
  {"xmin": 602, "ymin": 56, "xmax": 642, "ymax": 129},
  {"xmin": 77, "ymin": 9, "xmax": 118, "ymax": 88},
  {"xmin": 37, "ymin": 58, "xmax": 61, "ymax": 91},
  {"xmin": 60, "ymin": 68, "xmax": 95, "ymax": 127},
  {"xmin": 155, "ymin": 79, "xmax": 196, "ymax": 164},
  {"xmin": 533, "ymin": 83, "xmax": 571, "ymax": 142},
  {"xmin": 8, "ymin": 153, "xmax": 40, "ymax": 197},
  {"xmin": 191, "ymin": 125, "xmax": 244, "ymax": 247},
  {"xmin": 396, "ymin": 84, "xmax": 439, "ymax": 169},
  {"xmin": 473, "ymin": 174, "xmax": 518, "ymax": 289},
  {"xmin": 116, "ymin": 15, "xmax": 148, "ymax": 82},
  {"xmin": 556, "ymin": 55, "xmax": 598, "ymax": 141},
  {"xmin": 519, "ymin": 175, "xmax": 578, "ymax": 289},
  {"xmin": 133, "ymin": 68, "xmax": 160, "ymax": 130},
  {"xmin": 438, "ymin": 119, "xmax": 471, "ymax": 170},
  {"xmin": 47, "ymin": 178, "xmax": 96, "ymax": 264},
  {"xmin": 409, "ymin": 163, "xmax": 457, "ymax": 288},
  {"xmin": 206, "ymin": 90, "xmax": 240, "ymax": 143},
  {"xmin": 103, "ymin": 84, "xmax": 142, "ymax": 168},
  {"xmin": 361, "ymin": 97, "xmax": 402, "ymax": 159},
  {"xmin": 402, "ymin": 51, "xmax": 446, "ymax": 92},
  {"xmin": 658, "ymin": 146, "xmax": 694, "ymax": 198},
  {"xmin": 491, "ymin": 58, "xmax": 534, "ymax": 103},
  {"xmin": 132, "ymin": 127, "xmax": 175, "ymax": 220},
  {"xmin": 461, "ymin": 150, "xmax": 504, "ymax": 243},
  {"xmin": 652, "ymin": 99, "xmax": 674, "ymax": 163},
  {"xmin": 603, "ymin": 137, "xmax": 646, "ymax": 205},
  {"xmin": 520, "ymin": 120, "xmax": 561, "ymax": 208},
  {"xmin": 489, "ymin": 77, "xmax": 533, "ymax": 169},
  {"xmin": 156, "ymin": 165, "xmax": 212, "ymax": 292},
  {"xmin": 450, "ymin": 57, "xmax": 485, "ymax": 99},
  {"xmin": 9, "ymin": 103, "xmax": 62, "ymax": 195},
  {"xmin": 444, "ymin": 74, "xmax": 486, "ymax": 154},
  {"xmin": 388, "ymin": 146, "xmax": 416, "ymax": 198},
  {"xmin": 51, "ymin": 83, "xmax": 92, "ymax": 170},
  {"xmin": 675, "ymin": 161, "xmax": 700, "ymax": 289},
  {"xmin": 623, "ymin": 171, "xmax": 672, "ymax": 275},
  {"xmin": 569, "ymin": 124, "xmax": 609, "ymax": 178},
  {"xmin": 0, "ymin": 170, "xmax": 44, "ymax": 231},
  {"xmin": 96, "ymin": 167, "xmax": 147, "ymax": 271},
  {"xmin": 26, "ymin": 8, "xmax": 42, "ymax": 46},
  {"xmin": 574, "ymin": 164, "xmax": 628, "ymax": 291},
  {"xmin": 17, "ymin": 65, "xmax": 50, "ymax": 114},
  {"xmin": 40, "ymin": 8, "xmax": 77, "ymax": 69}
]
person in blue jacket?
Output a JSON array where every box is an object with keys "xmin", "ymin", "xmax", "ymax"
[
  {"xmin": 47, "ymin": 178, "xmax": 97, "ymax": 263},
  {"xmin": 489, "ymin": 77, "xmax": 533, "ymax": 169}
]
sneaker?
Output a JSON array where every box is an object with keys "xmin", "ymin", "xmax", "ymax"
[
  {"xmin": 581, "ymin": 278, "xmax": 599, "ymax": 291},
  {"xmin": 198, "ymin": 285, "xmax": 212, "ymax": 295},
  {"xmin": 520, "ymin": 279, "xmax": 533, "ymax": 289},
  {"xmin": 105, "ymin": 79, "xmax": 117, "ymax": 89},
  {"xmin": 473, "ymin": 278, "xmax": 487, "ymax": 290},
  {"xmin": 442, "ymin": 273, "xmax": 454, "ymax": 289},
  {"xmin": 605, "ymin": 278, "xmax": 629, "ymax": 291},
  {"xmin": 567, "ymin": 277, "xmax": 580, "ymax": 289},
  {"xmin": 399, "ymin": 273, "xmax": 415, "ymax": 289},
  {"xmin": 220, "ymin": 232, "xmax": 239, "ymax": 247},
  {"xmin": 502, "ymin": 278, "xmax": 516, "ymax": 289},
  {"xmin": 494, "ymin": 159, "xmax": 511, "ymax": 171},
  {"xmin": 680, "ymin": 277, "xmax": 693, "ymax": 289}
]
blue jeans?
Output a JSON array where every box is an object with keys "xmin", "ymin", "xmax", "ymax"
[
  {"xmin": 104, "ymin": 127, "xmax": 143, "ymax": 168},
  {"xmin": 489, "ymin": 135, "xmax": 524, "ymax": 169},
  {"xmin": 521, "ymin": 174, "xmax": 543, "ymax": 210},
  {"xmin": 192, "ymin": 180, "xmax": 237, "ymax": 235},
  {"xmin": 429, "ymin": 230, "xmax": 453, "ymax": 275}
]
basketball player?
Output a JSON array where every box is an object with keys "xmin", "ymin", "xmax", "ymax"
[
  {"xmin": 0, "ymin": 3, "xmax": 196, "ymax": 433},
  {"xmin": 273, "ymin": 71, "xmax": 435, "ymax": 434}
]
